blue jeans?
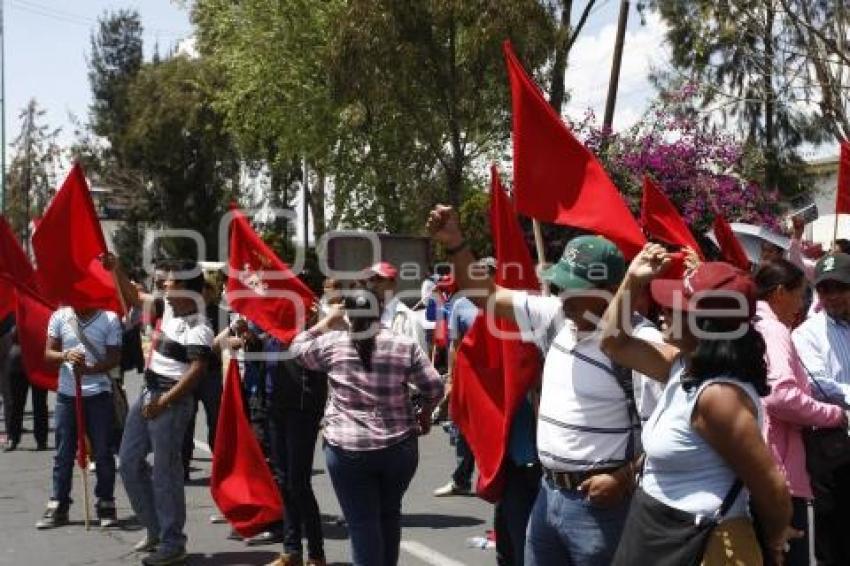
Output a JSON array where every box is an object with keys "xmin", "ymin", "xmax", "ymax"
[
  {"xmin": 324, "ymin": 436, "xmax": 418, "ymax": 566},
  {"xmin": 52, "ymin": 392, "xmax": 116, "ymax": 506},
  {"xmin": 119, "ymin": 389, "xmax": 193, "ymax": 553},
  {"xmin": 524, "ymin": 477, "xmax": 630, "ymax": 566}
]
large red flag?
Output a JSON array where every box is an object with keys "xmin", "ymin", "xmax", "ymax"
[
  {"xmin": 837, "ymin": 141, "xmax": 850, "ymax": 215},
  {"xmin": 0, "ymin": 279, "xmax": 14, "ymax": 322},
  {"xmin": 225, "ymin": 208, "xmax": 316, "ymax": 343},
  {"xmin": 640, "ymin": 176, "xmax": 704, "ymax": 259},
  {"xmin": 452, "ymin": 166, "xmax": 543, "ymax": 502},
  {"xmin": 503, "ymin": 41, "xmax": 646, "ymax": 258},
  {"xmin": 31, "ymin": 164, "xmax": 121, "ymax": 313},
  {"xmin": 211, "ymin": 359, "xmax": 283, "ymax": 537},
  {"xmin": 12, "ymin": 281, "xmax": 58, "ymax": 391},
  {"xmin": 713, "ymin": 214, "xmax": 751, "ymax": 271}
]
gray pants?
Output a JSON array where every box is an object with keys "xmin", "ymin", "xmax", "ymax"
[{"xmin": 119, "ymin": 388, "xmax": 193, "ymax": 553}]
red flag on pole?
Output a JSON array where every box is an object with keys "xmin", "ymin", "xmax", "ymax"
[
  {"xmin": 31, "ymin": 163, "xmax": 122, "ymax": 313},
  {"xmin": 713, "ymin": 214, "xmax": 751, "ymax": 271},
  {"xmin": 225, "ymin": 208, "xmax": 316, "ymax": 343},
  {"xmin": 503, "ymin": 41, "xmax": 646, "ymax": 258},
  {"xmin": 211, "ymin": 359, "xmax": 283, "ymax": 537},
  {"xmin": 12, "ymin": 281, "xmax": 58, "ymax": 391},
  {"xmin": 0, "ymin": 279, "xmax": 14, "ymax": 322},
  {"xmin": 640, "ymin": 176, "xmax": 704, "ymax": 259},
  {"xmin": 836, "ymin": 141, "xmax": 850, "ymax": 215},
  {"xmin": 452, "ymin": 166, "xmax": 543, "ymax": 502}
]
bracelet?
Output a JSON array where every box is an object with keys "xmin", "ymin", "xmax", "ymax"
[{"xmin": 445, "ymin": 240, "xmax": 468, "ymax": 255}]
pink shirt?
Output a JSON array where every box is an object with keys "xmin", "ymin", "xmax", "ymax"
[{"xmin": 755, "ymin": 301, "xmax": 845, "ymax": 498}]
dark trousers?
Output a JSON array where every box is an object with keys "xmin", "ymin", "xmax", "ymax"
[
  {"xmin": 324, "ymin": 436, "xmax": 418, "ymax": 566},
  {"xmin": 181, "ymin": 370, "xmax": 222, "ymax": 470},
  {"xmin": 785, "ymin": 497, "xmax": 809, "ymax": 566},
  {"xmin": 2, "ymin": 355, "xmax": 48, "ymax": 447},
  {"xmin": 269, "ymin": 409, "xmax": 325, "ymax": 559},
  {"xmin": 449, "ymin": 425, "xmax": 474, "ymax": 489},
  {"xmin": 52, "ymin": 392, "xmax": 116, "ymax": 506},
  {"xmin": 811, "ymin": 462, "xmax": 850, "ymax": 565},
  {"xmin": 496, "ymin": 462, "xmax": 542, "ymax": 566}
]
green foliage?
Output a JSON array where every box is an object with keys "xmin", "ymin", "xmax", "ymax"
[
  {"xmin": 192, "ymin": 0, "xmax": 557, "ymax": 235},
  {"xmin": 457, "ymin": 189, "xmax": 492, "ymax": 259}
]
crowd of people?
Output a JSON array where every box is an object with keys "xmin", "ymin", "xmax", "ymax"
[{"xmin": 1, "ymin": 203, "xmax": 849, "ymax": 566}]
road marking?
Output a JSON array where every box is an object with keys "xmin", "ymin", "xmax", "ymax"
[
  {"xmin": 194, "ymin": 439, "xmax": 212, "ymax": 454},
  {"xmin": 400, "ymin": 540, "xmax": 466, "ymax": 566}
]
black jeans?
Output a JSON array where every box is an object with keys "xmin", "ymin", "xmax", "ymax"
[
  {"xmin": 495, "ymin": 462, "xmax": 542, "ymax": 566},
  {"xmin": 2, "ymin": 348, "xmax": 48, "ymax": 447},
  {"xmin": 449, "ymin": 425, "xmax": 474, "ymax": 490},
  {"xmin": 181, "ymin": 369, "xmax": 222, "ymax": 470},
  {"xmin": 269, "ymin": 409, "xmax": 325, "ymax": 559},
  {"xmin": 785, "ymin": 497, "xmax": 809, "ymax": 566},
  {"xmin": 811, "ymin": 462, "xmax": 850, "ymax": 566}
]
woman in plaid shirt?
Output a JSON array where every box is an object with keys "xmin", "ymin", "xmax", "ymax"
[{"xmin": 290, "ymin": 289, "xmax": 443, "ymax": 566}]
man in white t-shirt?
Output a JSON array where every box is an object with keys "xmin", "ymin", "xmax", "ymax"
[
  {"xmin": 428, "ymin": 206, "xmax": 639, "ymax": 566},
  {"xmin": 118, "ymin": 260, "xmax": 214, "ymax": 566},
  {"xmin": 365, "ymin": 261, "xmax": 428, "ymax": 352},
  {"xmin": 37, "ymin": 305, "xmax": 122, "ymax": 530}
]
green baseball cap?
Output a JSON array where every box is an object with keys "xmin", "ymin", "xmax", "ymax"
[
  {"xmin": 814, "ymin": 253, "xmax": 850, "ymax": 287},
  {"xmin": 543, "ymin": 235, "xmax": 626, "ymax": 290}
]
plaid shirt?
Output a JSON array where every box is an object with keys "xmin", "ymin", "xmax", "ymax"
[{"xmin": 291, "ymin": 327, "xmax": 443, "ymax": 451}]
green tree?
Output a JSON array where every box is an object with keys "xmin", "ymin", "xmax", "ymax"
[
  {"xmin": 5, "ymin": 99, "xmax": 61, "ymax": 241},
  {"xmin": 642, "ymin": 0, "xmax": 831, "ymax": 192},
  {"xmin": 87, "ymin": 9, "xmax": 144, "ymax": 167}
]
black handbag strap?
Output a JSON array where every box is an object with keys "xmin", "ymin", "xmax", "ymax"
[{"xmin": 714, "ymin": 479, "xmax": 744, "ymax": 520}]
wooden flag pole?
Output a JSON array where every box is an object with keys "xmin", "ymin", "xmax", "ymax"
[
  {"xmin": 532, "ymin": 220, "xmax": 548, "ymax": 296},
  {"xmin": 81, "ymin": 457, "xmax": 91, "ymax": 530},
  {"xmin": 834, "ymin": 212, "xmax": 841, "ymax": 250}
]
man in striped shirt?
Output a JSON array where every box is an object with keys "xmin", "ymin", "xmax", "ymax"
[{"xmin": 119, "ymin": 260, "xmax": 214, "ymax": 566}]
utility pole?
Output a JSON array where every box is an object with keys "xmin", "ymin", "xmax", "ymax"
[
  {"xmin": 302, "ymin": 158, "xmax": 309, "ymax": 251},
  {"xmin": 0, "ymin": 0, "xmax": 6, "ymax": 214},
  {"xmin": 602, "ymin": 0, "xmax": 630, "ymax": 130},
  {"xmin": 23, "ymin": 103, "xmax": 33, "ymax": 252}
]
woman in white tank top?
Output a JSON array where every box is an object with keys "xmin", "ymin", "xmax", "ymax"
[{"xmin": 600, "ymin": 244, "xmax": 797, "ymax": 566}]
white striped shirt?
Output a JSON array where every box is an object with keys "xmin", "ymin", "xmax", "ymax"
[{"xmin": 513, "ymin": 292, "xmax": 637, "ymax": 472}]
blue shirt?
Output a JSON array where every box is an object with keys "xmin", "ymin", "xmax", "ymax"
[
  {"xmin": 793, "ymin": 312, "xmax": 850, "ymax": 406},
  {"xmin": 448, "ymin": 296, "xmax": 478, "ymax": 342},
  {"xmin": 641, "ymin": 362, "xmax": 762, "ymax": 518},
  {"xmin": 508, "ymin": 398, "xmax": 538, "ymax": 466},
  {"xmin": 47, "ymin": 308, "xmax": 122, "ymax": 397}
]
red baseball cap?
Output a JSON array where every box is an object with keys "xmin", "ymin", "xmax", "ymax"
[
  {"xmin": 650, "ymin": 262, "xmax": 756, "ymax": 318},
  {"xmin": 367, "ymin": 261, "xmax": 398, "ymax": 280}
]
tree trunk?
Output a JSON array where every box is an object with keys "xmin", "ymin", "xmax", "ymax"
[
  {"xmin": 763, "ymin": 1, "xmax": 777, "ymax": 189},
  {"xmin": 310, "ymin": 170, "xmax": 326, "ymax": 242},
  {"xmin": 548, "ymin": 1, "xmax": 572, "ymax": 113}
]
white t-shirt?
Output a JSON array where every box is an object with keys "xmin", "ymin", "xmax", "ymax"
[
  {"xmin": 47, "ymin": 308, "xmax": 122, "ymax": 397},
  {"xmin": 147, "ymin": 306, "xmax": 214, "ymax": 388},
  {"xmin": 513, "ymin": 291, "xmax": 637, "ymax": 472},
  {"xmin": 632, "ymin": 315, "xmax": 665, "ymax": 422}
]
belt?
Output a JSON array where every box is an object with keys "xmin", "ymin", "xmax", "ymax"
[{"xmin": 542, "ymin": 466, "xmax": 619, "ymax": 491}]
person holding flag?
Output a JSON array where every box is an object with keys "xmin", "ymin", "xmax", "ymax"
[
  {"xmin": 37, "ymin": 286, "xmax": 122, "ymax": 530},
  {"xmin": 427, "ymin": 205, "xmax": 640, "ymax": 566},
  {"xmin": 118, "ymin": 260, "xmax": 214, "ymax": 566}
]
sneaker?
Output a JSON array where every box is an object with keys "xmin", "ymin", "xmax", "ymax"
[
  {"xmin": 133, "ymin": 535, "xmax": 160, "ymax": 553},
  {"xmin": 141, "ymin": 546, "xmax": 186, "ymax": 565},
  {"xmin": 227, "ymin": 528, "xmax": 243, "ymax": 541},
  {"xmin": 305, "ymin": 559, "xmax": 327, "ymax": 566},
  {"xmin": 246, "ymin": 529, "xmax": 284, "ymax": 546},
  {"xmin": 433, "ymin": 481, "xmax": 473, "ymax": 497},
  {"xmin": 96, "ymin": 500, "xmax": 118, "ymax": 528},
  {"xmin": 209, "ymin": 514, "xmax": 227, "ymax": 524},
  {"xmin": 35, "ymin": 501, "xmax": 69, "ymax": 529},
  {"xmin": 266, "ymin": 554, "xmax": 303, "ymax": 566}
]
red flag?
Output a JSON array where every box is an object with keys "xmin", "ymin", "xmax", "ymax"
[
  {"xmin": 640, "ymin": 176, "xmax": 704, "ymax": 259},
  {"xmin": 31, "ymin": 164, "xmax": 121, "ymax": 313},
  {"xmin": 713, "ymin": 214, "xmax": 751, "ymax": 271},
  {"xmin": 452, "ymin": 166, "xmax": 543, "ymax": 502},
  {"xmin": 12, "ymin": 282, "xmax": 58, "ymax": 391},
  {"xmin": 0, "ymin": 216, "xmax": 38, "ymax": 289},
  {"xmin": 211, "ymin": 359, "xmax": 283, "ymax": 537},
  {"xmin": 837, "ymin": 141, "xmax": 850, "ymax": 215},
  {"xmin": 0, "ymin": 279, "xmax": 14, "ymax": 322},
  {"xmin": 225, "ymin": 208, "xmax": 316, "ymax": 343},
  {"xmin": 503, "ymin": 41, "xmax": 646, "ymax": 258}
]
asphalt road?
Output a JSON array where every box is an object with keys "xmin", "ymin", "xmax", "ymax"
[{"xmin": 0, "ymin": 373, "xmax": 497, "ymax": 566}]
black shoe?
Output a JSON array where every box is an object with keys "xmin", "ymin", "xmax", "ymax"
[
  {"xmin": 96, "ymin": 499, "xmax": 118, "ymax": 528},
  {"xmin": 35, "ymin": 442, "xmax": 48, "ymax": 451},
  {"xmin": 3, "ymin": 439, "xmax": 18, "ymax": 452},
  {"xmin": 35, "ymin": 501, "xmax": 69, "ymax": 529}
]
